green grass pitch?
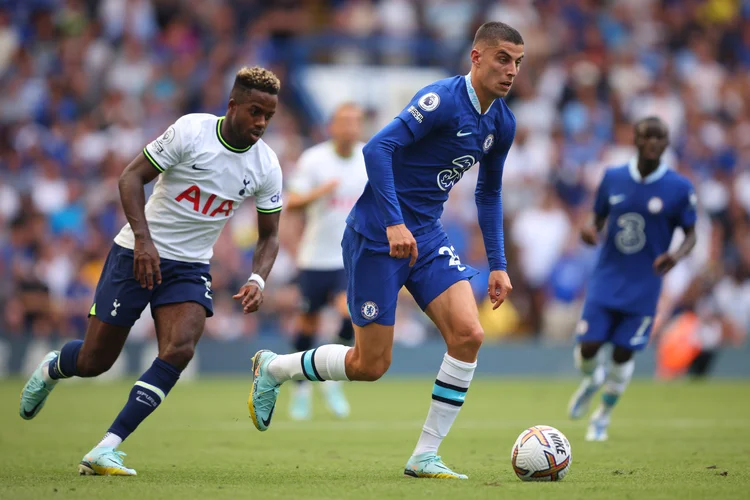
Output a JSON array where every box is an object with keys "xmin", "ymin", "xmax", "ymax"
[{"xmin": 1, "ymin": 377, "xmax": 749, "ymax": 499}]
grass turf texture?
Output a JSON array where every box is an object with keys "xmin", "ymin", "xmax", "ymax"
[{"xmin": 1, "ymin": 378, "xmax": 748, "ymax": 499}]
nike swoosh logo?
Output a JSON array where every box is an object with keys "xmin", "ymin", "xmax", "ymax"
[
  {"xmin": 456, "ymin": 130, "xmax": 472, "ymax": 137},
  {"xmin": 23, "ymin": 400, "xmax": 44, "ymax": 418},
  {"xmin": 135, "ymin": 396, "xmax": 153, "ymax": 406},
  {"xmin": 191, "ymin": 164, "xmax": 210, "ymax": 171},
  {"xmin": 609, "ymin": 195, "xmax": 626, "ymax": 205},
  {"xmin": 261, "ymin": 405, "xmax": 275, "ymax": 427}
]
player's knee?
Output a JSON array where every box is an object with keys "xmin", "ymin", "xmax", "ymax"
[
  {"xmin": 447, "ymin": 323, "xmax": 484, "ymax": 353},
  {"xmin": 350, "ymin": 354, "xmax": 391, "ymax": 382},
  {"xmin": 612, "ymin": 346, "xmax": 634, "ymax": 364},
  {"xmin": 579, "ymin": 342, "xmax": 602, "ymax": 360},
  {"xmin": 159, "ymin": 342, "xmax": 195, "ymax": 371}
]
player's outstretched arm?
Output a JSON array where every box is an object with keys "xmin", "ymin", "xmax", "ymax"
[
  {"xmin": 119, "ymin": 152, "xmax": 163, "ymax": 289},
  {"xmin": 234, "ymin": 210, "xmax": 280, "ymax": 314}
]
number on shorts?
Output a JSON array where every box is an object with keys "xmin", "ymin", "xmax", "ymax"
[
  {"xmin": 630, "ymin": 316, "xmax": 652, "ymax": 346},
  {"xmin": 439, "ymin": 245, "xmax": 465, "ymax": 271}
]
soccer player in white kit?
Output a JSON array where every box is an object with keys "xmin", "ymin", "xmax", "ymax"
[
  {"xmin": 18, "ymin": 67, "xmax": 284, "ymax": 476},
  {"xmin": 286, "ymin": 103, "xmax": 368, "ymax": 420}
]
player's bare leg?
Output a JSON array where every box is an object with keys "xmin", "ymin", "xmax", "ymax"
[
  {"xmin": 249, "ymin": 321, "xmax": 392, "ymax": 431},
  {"xmin": 79, "ymin": 302, "xmax": 206, "ymax": 476},
  {"xmin": 20, "ymin": 316, "xmax": 130, "ymax": 420},
  {"xmin": 586, "ymin": 346, "xmax": 635, "ymax": 442},
  {"xmin": 568, "ymin": 341, "xmax": 605, "ymax": 420},
  {"xmin": 404, "ymin": 280, "xmax": 482, "ymax": 480}
]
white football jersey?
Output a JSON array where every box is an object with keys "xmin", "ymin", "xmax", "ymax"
[
  {"xmin": 114, "ymin": 113, "xmax": 283, "ymax": 263},
  {"xmin": 289, "ymin": 140, "xmax": 368, "ymax": 270}
]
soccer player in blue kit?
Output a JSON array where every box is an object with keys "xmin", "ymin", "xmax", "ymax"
[
  {"xmin": 568, "ymin": 116, "xmax": 698, "ymax": 442},
  {"xmin": 248, "ymin": 22, "xmax": 523, "ymax": 479}
]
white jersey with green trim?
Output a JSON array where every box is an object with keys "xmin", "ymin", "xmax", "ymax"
[
  {"xmin": 288, "ymin": 140, "xmax": 368, "ymax": 270},
  {"xmin": 114, "ymin": 113, "xmax": 283, "ymax": 263}
]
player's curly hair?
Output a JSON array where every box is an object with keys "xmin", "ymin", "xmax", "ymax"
[{"xmin": 231, "ymin": 66, "xmax": 281, "ymax": 98}]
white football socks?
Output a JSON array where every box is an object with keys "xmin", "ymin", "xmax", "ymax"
[
  {"xmin": 599, "ymin": 358, "xmax": 635, "ymax": 415},
  {"xmin": 97, "ymin": 432, "xmax": 123, "ymax": 449},
  {"xmin": 413, "ymin": 354, "xmax": 476, "ymax": 456},
  {"xmin": 267, "ymin": 345, "xmax": 351, "ymax": 383}
]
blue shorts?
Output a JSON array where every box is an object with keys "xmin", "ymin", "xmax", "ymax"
[
  {"xmin": 576, "ymin": 301, "xmax": 655, "ymax": 352},
  {"xmin": 342, "ymin": 226, "xmax": 479, "ymax": 327},
  {"xmin": 297, "ymin": 268, "xmax": 347, "ymax": 314},
  {"xmin": 90, "ymin": 243, "xmax": 214, "ymax": 327}
]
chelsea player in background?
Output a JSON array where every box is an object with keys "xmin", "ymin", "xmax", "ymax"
[
  {"xmin": 568, "ymin": 117, "xmax": 698, "ymax": 442},
  {"xmin": 247, "ymin": 22, "xmax": 523, "ymax": 479}
]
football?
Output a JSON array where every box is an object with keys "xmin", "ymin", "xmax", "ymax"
[{"xmin": 511, "ymin": 425, "xmax": 572, "ymax": 482}]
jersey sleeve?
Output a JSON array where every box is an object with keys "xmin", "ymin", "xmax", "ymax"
[
  {"xmin": 593, "ymin": 170, "xmax": 611, "ymax": 218},
  {"xmin": 255, "ymin": 160, "xmax": 283, "ymax": 214},
  {"xmin": 678, "ymin": 182, "xmax": 698, "ymax": 228},
  {"xmin": 396, "ymin": 84, "xmax": 452, "ymax": 142},
  {"xmin": 142, "ymin": 116, "xmax": 195, "ymax": 173},
  {"xmin": 287, "ymin": 149, "xmax": 316, "ymax": 195},
  {"xmin": 474, "ymin": 116, "xmax": 515, "ymax": 271}
]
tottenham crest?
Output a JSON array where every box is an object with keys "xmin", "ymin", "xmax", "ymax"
[
  {"xmin": 361, "ymin": 301, "xmax": 379, "ymax": 320},
  {"xmin": 418, "ymin": 92, "xmax": 440, "ymax": 112}
]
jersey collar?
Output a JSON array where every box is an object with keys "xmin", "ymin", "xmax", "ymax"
[
  {"xmin": 628, "ymin": 157, "xmax": 668, "ymax": 184},
  {"xmin": 216, "ymin": 117, "xmax": 252, "ymax": 153},
  {"xmin": 465, "ymin": 73, "xmax": 495, "ymax": 115}
]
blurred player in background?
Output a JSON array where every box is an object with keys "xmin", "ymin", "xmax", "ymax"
[
  {"xmin": 18, "ymin": 67, "xmax": 284, "ymax": 476},
  {"xmin": 568, "ymin": 117, "xmax": 697, "ymax": 441},
  {"xmin": 285, "ymin": 103, "xmax": 368, "ymax": 420},
  {"xmin": 248, "ymin": 22, "xmax": 522, "ymax": 479}
]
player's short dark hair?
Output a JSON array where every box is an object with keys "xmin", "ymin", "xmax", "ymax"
[
  {"xmin": 634, "ymin": 116, "xmax": 667, "ymax": 134},
  {"xmin": 473, "ymin": 22, "xmax": 524, "ymax": 48},
  {"xmin": 231, "ymin": 66, "xmax": 281, "ymax": 101}
]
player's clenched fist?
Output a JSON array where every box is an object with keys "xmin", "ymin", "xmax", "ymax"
[
  {"xmin": 580, "ymin": 225, "xmax": 599, "ymax": 246},
  {"xmin": 133, "ymin": 237, "xmax": 162, "ymax": 290},
  {"xmin": 488, "ymin": 270, "xmax": 512, "ymax": 310},
  {"xmin": 386, "ymin": 223, "xmax": 418, "ymax": 267},
  {"xmin": 234, "ymin": 282, "xmax": 263, "ymax": 314}
]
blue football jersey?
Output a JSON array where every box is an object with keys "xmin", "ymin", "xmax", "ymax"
[
  {"xmin": 586, "ymin": 160, "xmax": 697, "ymax": 315},
  {"xmin": 347, "ymin": 75, "xmax": 516, "ymax": 243}
]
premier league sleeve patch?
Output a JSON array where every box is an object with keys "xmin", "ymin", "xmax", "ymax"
[{"xmin": 418, "ymin": 92, "xmax": 440, "ymax": 112}]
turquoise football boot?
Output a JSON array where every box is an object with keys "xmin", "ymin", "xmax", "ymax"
[
  {"xmin": 248, "ymin": 350, "xmax": 281, "ymax": 431},
  {"xmin": 586, "ymin": 406, "xmax": 611, "ymax": 442},
  {"xmin": 19, "ymin": 351, "xmax": 59, "ymax": 420},
  {"xmin": 568, "ymin": 365, "xmax": 604, "ymax": 420},
  {"xmin": 79, "ymin": 446, "xmax": 136, "ymax": 476},
  {"xmin": 321, "ymin": 381, "xmax": 350, "ymax": 419},
  {"xmin": 403, "ymin": 452, "xmax": 468, "ymax": 479},
  {"xmin": 289, "ymin": 383, "xmax": 312, "ymax": 421}
]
